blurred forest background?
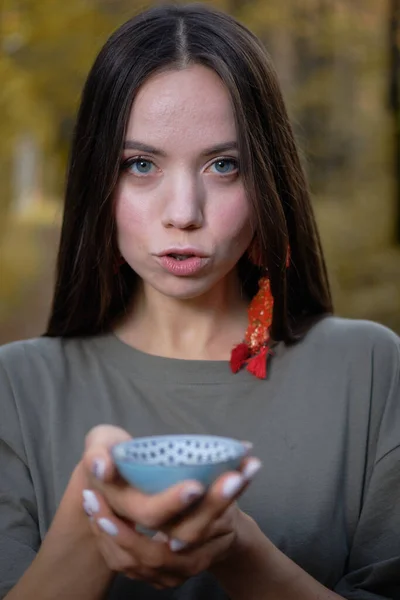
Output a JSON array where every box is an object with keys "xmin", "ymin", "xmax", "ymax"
[{"xmin": 1, "ymin": 0, "xmax": 400, "ymax": 344}]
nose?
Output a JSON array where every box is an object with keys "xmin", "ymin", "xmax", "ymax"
[{"xmin": 161, "ymin": 171, "xmax": 204, "ymax": 230}]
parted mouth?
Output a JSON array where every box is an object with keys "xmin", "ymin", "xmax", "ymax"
[
  {"xmin": 156, "ymin": 248, "xmax": 208, "ymax": 259},
  {"xmin": 168, "ymin": 254, "xmax": 195, "ymax": 261}
]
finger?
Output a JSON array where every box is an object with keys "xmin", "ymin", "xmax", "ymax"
[
  {"xmin": 164, "ymin": 457, "xmax": 262, "ymax": 549},
  {"xmin": 152, "ymin": 531, "xmax": 169, "ymax": 542},
  {"xmin": 83, "ymin": 488, "xmax": 177, "ymax": 577},
  {"xmin": 239, "ymin": 455, "xmax": 263, "ymax": 480},
  {"xmin": 82, "ymin": 488, "xmax": 201, "ymax": 583},
  {"xmin": 83, "ymin": 425, "xmax": 132, "ymax": 482},
  {"xmin": 241, "ymin": 441, "xmax": 254, "ymax": 454},
  {"xmin": 93, "ymin": 477, "xmax": 206, "ymax": 530},
  {"xmin": 164, "ymin": 528, "xmax": 235, "ymax": 577},
  {"xmin": 83, "ymin": 488, "xmax": 140, "ymax": 573}
]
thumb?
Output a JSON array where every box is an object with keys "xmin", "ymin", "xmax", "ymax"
[{"xmin": 83, "ymin": 424, "xmax": 132, "ymax": 483}]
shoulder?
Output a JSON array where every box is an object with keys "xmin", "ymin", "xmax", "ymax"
[
  {"xmin": 0, "ymin": 336, "xmax": 69, "ymax": 379},
  {"xmin": 308, "ymin": 315, "xmax": 399, "ymax": 346},
  {"xmin": 305, "ymin": 316, "xmax": 399, "ymax": 365},
  {"xmin": 0, "ymin": 335, "xmax": 64, "ymax": 362},
  {"xmin": 0, "ymin": 338, "xmax": 70, "ymax": 454},
  {"xmin": 0, "ymin": 335, "xmax": 101, "ymax": 393},
  {"xmin": 304, "ymin": 317, "xmax": 399, "ymax": 462},
  {"xmin": 0, "ymin": 335, "xmax": 101, "ymax": 443},
  {"xmin": 292, "ymin": 316, "xmax": 399, "ymax": 409}
]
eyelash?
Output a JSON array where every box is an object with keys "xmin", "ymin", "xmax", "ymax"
[{"xmin": 120, "ymin": 156, "xmax": 239, "ymax": 176}]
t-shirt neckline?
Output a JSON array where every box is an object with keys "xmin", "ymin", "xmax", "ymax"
[{"xmin": 91, "ymin": 332, "xmax": 259, "ymax": 385}]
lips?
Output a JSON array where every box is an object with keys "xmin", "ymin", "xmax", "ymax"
[{"xmin": 155, "ymin": 248, "xmax": 210, "ymax": 276}]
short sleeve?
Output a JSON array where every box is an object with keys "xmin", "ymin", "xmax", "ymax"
[
  {"xmin": 0, "ymin": 361, "xmax": 40, "ymax": 598},
  {"xmin": 334, "ymin": 447, "xmax": 400, "ymax": 598},
  {"xmin": 334, "ymin": 329, "xmax": 400, "ymax": 599}
]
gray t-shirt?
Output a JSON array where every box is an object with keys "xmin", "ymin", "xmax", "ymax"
[{"xmin": 0, "ymin": 316, "xmax": 399, "ymax": 599}]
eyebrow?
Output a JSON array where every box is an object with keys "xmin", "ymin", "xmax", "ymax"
[{"xmin": 123, "ymin": 140, "xmax": 238, "ymax": 157}]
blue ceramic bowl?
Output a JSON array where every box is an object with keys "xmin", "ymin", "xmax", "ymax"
[{"xmin": 111, "ymin": 434, "xmax": 247, "ymax": 494}]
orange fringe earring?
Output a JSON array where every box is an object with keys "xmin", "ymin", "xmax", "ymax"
[
  {"xmin": 230, "ymin": 276, "xmax": 274, "ymax": 379},
  {"xmin": 230, "ymin": 245, "xmax": 290, "ymax": 379}
]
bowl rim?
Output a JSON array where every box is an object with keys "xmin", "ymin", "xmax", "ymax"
[{"xmin": 111, "ymin": 434, "xmax": 247, "ymax": 468}]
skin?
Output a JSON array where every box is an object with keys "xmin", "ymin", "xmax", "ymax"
[{"xmin": 113, "ymin": 65, "xmax": 253, "ymax": 360}]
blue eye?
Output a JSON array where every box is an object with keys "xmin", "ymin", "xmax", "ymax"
[
  {"xmin": 211, "ymin": 159, "xmax": 238, "ymax": 175},
  {"xmin": 125, "ymin": 158, "xmax": 155, "ymax": 175}
]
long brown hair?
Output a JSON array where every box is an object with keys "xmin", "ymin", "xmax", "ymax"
[{"xmin": 46, "ymin": 3, "xmax": 333, "ymax": 341}]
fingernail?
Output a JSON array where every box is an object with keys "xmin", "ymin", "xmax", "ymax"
[
  {"xmin": 222, "ymin": 473, "xmax": 245, "ymax": 499},
  {"xmin": 243, "ymin": 458, "xmax": 262, "ymax": 481},
  {"xmin": 92, "ymin": 458, "xmax": 106, "ymax": 480},
  {"xmin": 180, "ymin": 484, "xmax": 204, "ymax": 505},
  {"xmin": 169, "ymin": 538, "xmax": 187, "ymax": 552},
  {"xmin": 242, "ymin": 441, "xmax": 253, "ymax": 452},
  {"xmin": 97, "ymin": 518, "xmax": 119, "ymax": 536},
  {"xmin": 83, "ymin": 503, "xmax": 94, "ymax": 517},
  {"xmin": 152, "ymin": 531, "xmax": 169, "ymax": 543},
  {"xmin": 82, "ymin": 489, "xmax": 100, "ymax": 514}
]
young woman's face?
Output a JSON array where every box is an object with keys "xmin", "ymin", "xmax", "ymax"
[{"xmin": 114, "ymin": 64, "xmax": 253, "ymax": 300}]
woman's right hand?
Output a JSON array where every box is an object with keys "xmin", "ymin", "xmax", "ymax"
[{"xmin": 81, "ymin": 425, "xmax": 260, "ymax": 590}]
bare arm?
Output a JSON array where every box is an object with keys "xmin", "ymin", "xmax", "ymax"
[{"xmin": 5, "ymin": 462, "xmax": 114, "ymax": 600}]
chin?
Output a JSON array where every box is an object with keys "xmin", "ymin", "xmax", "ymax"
[
  {"xmin": 159, "ymin": 285, "xmax": 212, "ymax": 301},
  {"xmin": 149, "ymin": 278, "xmax": 219, "ymax": 301}
]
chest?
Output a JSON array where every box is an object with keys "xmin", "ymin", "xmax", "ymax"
[{"xmin": 31, "ymin": 368, "xmax": 369, "ymax": 586}]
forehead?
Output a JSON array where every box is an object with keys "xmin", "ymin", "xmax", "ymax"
[{"xmin": 125, "ymin": 65, "xmax": 237, "ymax": 147}]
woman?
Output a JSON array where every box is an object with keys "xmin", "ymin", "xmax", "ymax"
[{"xmin": 0, "ymin": 4, "xmax": 399, "ymax": 599}]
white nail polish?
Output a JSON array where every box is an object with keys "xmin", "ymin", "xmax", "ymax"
[
  {"xmin": 83, "ymin": 501, "xmax": 94, "ymax": 517},
  {"xmin": 180, "ymin": 484, "xmax": 204, "ymax": 505},
  {"xmin": 242, "ymin": 441, "xmax": 254, "ymax": 452},
  {"xmin": 169, "ymin": 538, "xmax": 187, "ymax": 552},
  {"xmin": 152, "ymin": 531, "xmax": 169, "ymax": 543},
  {"xmin": 92, "ymin": 458, "xmax": 106, "ymax": 480},
  {"xmin": 97, "ymin": 518, "xmax": 119, "ymax": 536},
  {"xmin": 243, "ymin": 458, "xmax": 262, "ymax": 481},
  {"xmin": 82, "ymin": 489, "xmax": 100, "ymax": 514},
  {"xmin": 222, "ymin": 473, "xmax": 244, "ymax": 499}
]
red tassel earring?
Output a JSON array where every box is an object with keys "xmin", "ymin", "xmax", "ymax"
[
  {"xmin": 230, "ymin": 243, "xmax": 290, "ymax": 379},
  {"xmin": 230, "ymin": 276, "xmax": 273, "ymax": 379}
]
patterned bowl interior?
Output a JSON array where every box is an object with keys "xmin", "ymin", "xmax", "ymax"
[{"xmin": 114, "ymin": 435, "xmax": 244, "ymax": 467}]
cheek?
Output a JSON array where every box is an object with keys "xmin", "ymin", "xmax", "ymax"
[
  {"xmin": 210, "ymin": 190, "xmax": 252, "ymax": 241},
  {"xmin": 114, "ymin": 189, "xmax": 149, "ymax": 238},
  {"xmin": 114, "ymin": 190, "xmax": 153, "ymax": 261}
]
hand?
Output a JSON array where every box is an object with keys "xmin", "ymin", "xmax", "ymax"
[{"xmin": 81, "ymin": 425, "xmax": 262, "ymax": 590}]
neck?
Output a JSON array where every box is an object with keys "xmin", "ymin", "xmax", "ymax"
[{"xmin": 114, "ymin": 272, "xmax": 249, "ymax": 360}]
